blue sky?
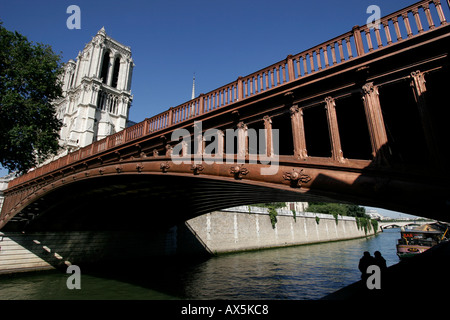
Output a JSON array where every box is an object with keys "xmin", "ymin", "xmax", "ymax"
[{"xmin": 0, "ymin": 0, "xmax": 427, "ymax": 218}]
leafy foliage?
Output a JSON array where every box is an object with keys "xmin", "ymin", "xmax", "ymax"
[
  {"xmin": 307, "ymin": 202, "xmax": 378, "ymax": 232},
  {"xmin": 306, "ymin": 202, "xmax": 366, "ymax": 218},
  {"xmin": 252, "ymin": 203, "xmax": 286, "ymax": 229},
  {"xmin": 0, "ymin": 22, "xmax": 63, "ymax": 174}
]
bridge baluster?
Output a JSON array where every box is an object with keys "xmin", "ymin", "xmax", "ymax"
[
  {"xmin": 337, "ymin": 40, "xmax": 345, "ymax": 62},
  {"xmin": 412, "ymin": 8, "xmax": 424, "ymax": 33},
  {"xmin": 302, "ymin": 55, "xmax": 308, "ymax": 75},
  {"xmin": 258, "ymin": 74, "xmax": 264, "ymax": 93},
  {"xmin": 402, "ymin": 13, "xmax": 414, "ymax": 38},
  {"xmin": 275, "ymin": 66, "xmax": 281, "ymax": 85},
  {"xmin": 208, "ymin": 96, "xmax": 213, "ymax": 112},
  {"xmin": 315, "ymin": 50, "xmax": 322, "ymax": 71},
  {"xmin": 382, "ymin": 21, "xmax": 393, "ymax": 45},
  {"xmin": 365, "ymin": 30, "xmax": 374, "ymax": 52},
  {"xmin": 330, "ymin": 45, "xmax": 337, "ymax": 65},
  {"xmin": 345, "ymin": 37, "xmax": 353, "ymax": 59},
  {"xmin": 423, "ymin": 3, "xmax": 436, "ymax": 29},
  {"xmin": 322, "ymin": 46, "xmax": 330, "ymax": 67},
  {"xmin": 308, "ymin": 53, "xmax": 314, "ymax": 73},
  {"xmin": 392, "ymin": 17, "xmax": 403, "ymax": 41},
  {"xmin": 433, "ymin": 0, "xmax": 447, "ymax": 25},
  {"xmin": 374, "ymin": 26, "xmax": 383, "ymax": 48}
]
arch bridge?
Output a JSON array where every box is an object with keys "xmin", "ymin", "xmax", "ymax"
[
  {"xmin": 1, "ymin": 0, "xmax": 450, "ymax": 232},
  {"xmin": 379, "ymin": 220, "xmax": 435, "ymax": 229}
]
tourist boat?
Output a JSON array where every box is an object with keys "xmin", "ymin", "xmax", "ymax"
[{"xmin": 396, "ymin": 223, "xmax": 449, "ymax": 260}]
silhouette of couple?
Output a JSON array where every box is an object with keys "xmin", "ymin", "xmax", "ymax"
[{"xmin": 358, "ymin": 251, "xmax": 386, "ymax": 281}]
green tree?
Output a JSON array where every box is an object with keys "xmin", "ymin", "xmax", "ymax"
[
  {"xmin": 306, "ymin": 202, "xmax": 367, "ymax": 218},
  {"xmin": 306, "ymin": 203, "xmax": 347, "ymax": 216},
  {"xmin": 0, "ymin": 22, "xmax": 63, "ymax": 174},
  {"xmin": 346, "ymin": 204, "xmax": 367, "ymax": 218}
]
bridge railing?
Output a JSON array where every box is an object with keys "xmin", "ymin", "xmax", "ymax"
[{"xmin": 6, "ymin": 0, "xmax": 449, "ymax": 189}]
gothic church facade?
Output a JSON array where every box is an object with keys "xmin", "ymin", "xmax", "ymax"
[{"xmin": 54, "ymin": 27, "xmax": 134, "ymax": 152}]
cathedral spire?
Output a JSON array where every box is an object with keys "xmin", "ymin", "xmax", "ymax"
[
  {"xmin": 98, "ymin": 26, "xmax": 106, "ymax": 35},
  {"xmin": 191, "ymin": 73, "xmax": 196, "ymax": 100}
]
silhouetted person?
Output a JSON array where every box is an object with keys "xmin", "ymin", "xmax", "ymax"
[
  {"xmin": 358, "ymin": 251, "xmax": 376, "ymax": 282},
  {"xmin": 374, "ymin": 251, "xmax": 387, "ymax": 271}
]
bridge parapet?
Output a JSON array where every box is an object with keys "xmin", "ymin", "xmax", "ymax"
[
  {"xmin": 1, "ymin": 1, "xmax": 450, "ymax": 231},
  {"xmin": 7, "ymin": 0, "xmax": 449, "ymax": 191}
]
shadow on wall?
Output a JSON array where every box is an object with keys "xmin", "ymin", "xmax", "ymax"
[{"xmin": 1, "ymin": 223, "xmax": 210, "ymax": 274}]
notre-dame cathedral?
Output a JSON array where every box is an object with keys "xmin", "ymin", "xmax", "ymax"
[
  {"xmin": 54, "ymin": 27, "xmax": 134, "ymax": 152},
  {"xmin": 1, "ymin": 27, "xmax": 135, "ymax": 200}
]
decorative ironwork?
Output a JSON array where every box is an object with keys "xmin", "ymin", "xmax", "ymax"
[
  {"xmin": 136, "ymin": 163, "xmax": 144, "ymax": 173},
  {"xmin": 160, "ymin": 162, "xmax": 170, "ymax": 173},
  {"xmin": 190, "ymin": 164, "xmax": 204, "ymax": 175},
  {"xmin": 230, "ymin": 165, "xmax": 249, "ymax": 180},
  {"xmin": 283, "ymin": 168, "xmax": 311, "ymax": 188}
]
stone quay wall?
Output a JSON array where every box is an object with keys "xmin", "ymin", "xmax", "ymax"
[
  {"xmin": 186, "ymin": 206, "xmax": 376, "ymax": 254},
  {"xmin": 0, "ymin": 206, "xmax": 376, "ymax": 274}
]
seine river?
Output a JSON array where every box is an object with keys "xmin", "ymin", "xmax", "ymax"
[{"xmin": 0, "ymin": 228, "xmax": 400, "ymax": 300}]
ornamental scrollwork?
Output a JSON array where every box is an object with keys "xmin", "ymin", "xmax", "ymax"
[
  {"xmin": 190, "ymin": 164, "xmax": 204, "ymax": 175},
  {"xmin": 230, "ymin": 164, "xmax": 249, "ymax": 180},
  {"xmin": 160, "ymin": 162, "xmax": 170, "ymax": 173},
  {"xmin": 283, "ymin": 168, "xmax": 311, "ymax": 188}
]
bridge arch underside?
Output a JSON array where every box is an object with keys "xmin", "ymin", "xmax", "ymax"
[
  {"xmin": 3, "ymin": 172, "xmax": 310, "ymax": 232},
  {"xmin": 2, "ymin": 158, "xmax": 449, "ymax": 233},
  {"xmin": 3, "ymin": 23, "xmax": 450, "ymax": 232}
]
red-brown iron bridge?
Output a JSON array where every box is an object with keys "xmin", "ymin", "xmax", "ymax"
[{"xmin": 1, "ymin": 0, "xmax": 450, "ymax": 232}]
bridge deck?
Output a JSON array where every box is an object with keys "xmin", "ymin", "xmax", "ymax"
[
  {"xmin": 7, "ymin": 0, "xmax": 449, "ymax": 189},
  {"xmin": 1, "ymin": 0, "xmax": 450, "ymax": 231}
]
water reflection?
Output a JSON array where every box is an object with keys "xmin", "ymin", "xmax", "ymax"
[{"xmin": 0, "ymin": 229, "xmax": 400, "ymax": 300}]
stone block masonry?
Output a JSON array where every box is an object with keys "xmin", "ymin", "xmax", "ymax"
[
  {"xmin": 0, "ymin": 207, "xmax": 375, "ymax": 274},
  {"xmin": 186, "ymin": 206, "xmax": 376, "ymax": 254}
]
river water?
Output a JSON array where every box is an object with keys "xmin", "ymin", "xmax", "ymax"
[{"xmin": 0, "ymin": 228, "xmax": 400, "ymax": 300}]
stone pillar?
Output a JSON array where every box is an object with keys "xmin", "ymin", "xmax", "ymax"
[
  {"xmin": 362, "ymin": 82, "xmax": 389, "ymax": 163},
  {"xmin": 95, "ymin": 44, "xmax": 105, "ymax": 79},
  {"xmin": 89, "ymin": 43, "xmax": 101, "ymax": 78},
  {"xmin": 90, "ymin": 84, "xmax": 99, "ymax": 105},
  {"xmin": 290, "ymin": 105, "xmax": 308, "ymax": 160},
  {"xmin": 325, "ymin": 96, "xmax": 344, "ymax": 162},
  {"xmin": 115, "ymin": 95, "xmax": 129, "ymax": 131},
  {"xmin": 216, "ymin": 130, "xmax": 224, "ymax": 159},
  {"xmin": 193, "ymin": 121, "xmax": 203, "ymax": 163},
  {"xmin": 263, "ymin": 115, "xmax": 274, "ymax": 157},
  {"xmin": 410, "ymin": 70, "xmax": 442, "ymax": 167},
  {"xmin": 72, "ymin": 52, "xmax": 82, "ymax": 88},
  {"xmin": 237, "ymin": 121, "xmax": 248, "ymax": 160},
  {"xmin": 106, "ymin": 52, "xmax": 115, "ymax": 87},
  {"xmin": 118, "ymin": 57, "xmax": 127, "ymax": 91}
]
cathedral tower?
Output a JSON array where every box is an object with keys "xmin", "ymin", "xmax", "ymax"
[{"xmin": 54, "ymin": 27, "xmax": 134, "ymax": 151}]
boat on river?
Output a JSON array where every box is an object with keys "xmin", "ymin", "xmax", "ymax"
[{"xmin": 396, "ymin": 222, "xmax": 449, "ymax": 260}]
